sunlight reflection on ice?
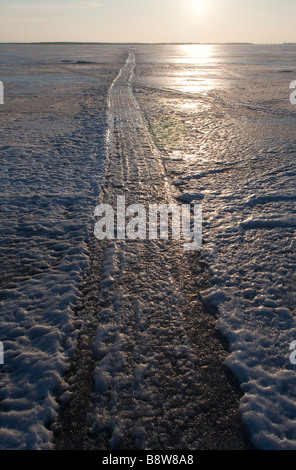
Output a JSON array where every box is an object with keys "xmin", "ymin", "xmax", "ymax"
[
  {"xmin": 173, "ymin": 77, "xmax": 216, "ymax": 94},
  {"xmin": 166, "ymin": 45, "xmax": 225, "ymax": 94},
  {"xmin": 175, "ymin": 44, "xmax": 215, "ymax": 65}
]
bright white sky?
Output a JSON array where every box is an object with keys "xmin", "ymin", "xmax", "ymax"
[{"xmin": 0, "ymin": 0, "xmax": 295, "ymax": 43}]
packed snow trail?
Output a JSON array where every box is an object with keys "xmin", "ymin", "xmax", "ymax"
[{"xmin": 54, "ymin": 52, "xmax": 253, "ymax": 450}]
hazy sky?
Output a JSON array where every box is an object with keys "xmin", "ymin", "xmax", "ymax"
[{"xmin": 0, "ymin": 0, "xmax": 295, "ymax": 44}]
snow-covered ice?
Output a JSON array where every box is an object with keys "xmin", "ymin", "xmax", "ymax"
[
  {"xmin": 0, "ymin": 43, "xmax": 295, "ymax": 450},
  {"xmin": 0, "ymin": 44, "xmax": 126, "ymax": 449},
  {"xmin": 134, "ymin": 43, "xmax": 296, "ymax": 450}
]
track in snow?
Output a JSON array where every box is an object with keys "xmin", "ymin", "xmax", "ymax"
[{"xmin": 54, "ymin": 52, "xmax": 254, "ymax": 450}]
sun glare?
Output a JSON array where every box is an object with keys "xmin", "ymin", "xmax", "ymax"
[{"xmin": 190, "ymin": 0, "xmax": 206, "ymax": 12}]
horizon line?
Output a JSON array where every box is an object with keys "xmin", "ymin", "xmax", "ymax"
[{"xmin": 0, "ymin": 41, "xmax": 295, "ymax": 45}]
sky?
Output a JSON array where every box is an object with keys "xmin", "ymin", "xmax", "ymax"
[{"xmin": 0, "ymin": 0, "xmax": 296, "ymax": 44}]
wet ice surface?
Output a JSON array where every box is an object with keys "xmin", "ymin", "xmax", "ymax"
[
  {"xmin": 133, "ymin": 44, "xmax": 296, "ymax": 450},
  {"xmin": 0, "ymin": 44, "xmax": 295, "ymax": 450},
  {"xmin": 88, "ymin": 54, "xmax": 250, "ymax": 451}
]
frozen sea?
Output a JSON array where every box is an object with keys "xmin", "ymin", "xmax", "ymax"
[{"xmin": 0, "ymin": 43, "xmax": 295, "ymax": 450}]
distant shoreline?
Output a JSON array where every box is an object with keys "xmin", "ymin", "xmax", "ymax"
[
  {"xmin": 1, "ymin": 42, "xmax": 295, "ymax": 46},
  {"xmin": 0, "ymin": 42, "xmax": 260, "ymax": 45}
]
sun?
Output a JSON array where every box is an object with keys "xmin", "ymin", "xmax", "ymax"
[{"xmin": 190, "ymin": 0, "xmax": 206, "ymax": 12}]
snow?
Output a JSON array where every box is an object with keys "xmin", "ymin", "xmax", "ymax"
[
  {"xmin": 0, "ymin": 44, "xmax": 125, "ymax": 449},
  {"xmin": 133, "ymin": 43, "xmax": 296, "ymax": 450},
  {"xmin": 0, "ymin": 43, "xmax": 296, "ymax": 450}
]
